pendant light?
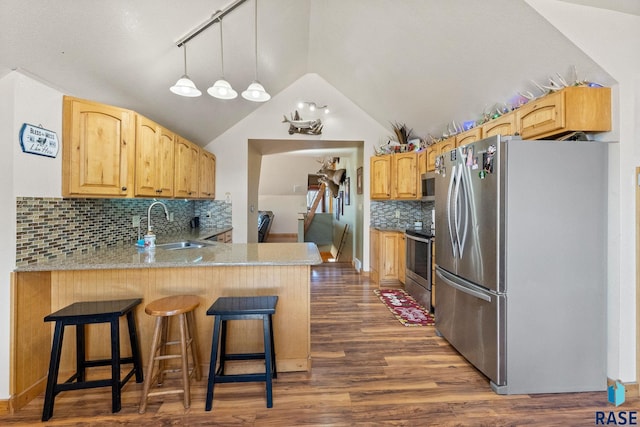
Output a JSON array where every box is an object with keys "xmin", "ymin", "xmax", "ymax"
[
  {"xmin": 170, "ymin": 43, "xmax": 202, "ymax": 97},
  {"xmin": 242, "ymin": 0, "xmax": 270, "ymax": 102},
  {"xmin": 207, "ymin": 17, "xmax": 237, "ymax": 100}
]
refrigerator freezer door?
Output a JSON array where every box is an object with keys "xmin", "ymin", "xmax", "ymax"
[{"xmin": 435, "ymin": 266, "xmax": 506, "ymax": 386}]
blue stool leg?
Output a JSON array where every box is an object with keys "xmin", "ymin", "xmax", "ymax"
[
  {"xmin": 205, "ymin": 316, "xmax": 222, "ymax": 411},
  {"xmin": 110, "ymin": 316, "xmax": 122, "ymax": 413},
  {"xmin": 42, "ymin": 321, "xmax": 65, "ymax": 421},
  {"xmin": 126, "ymin": 310, "xmax": 144, "ymax": 383},
  {"xmin": 263, "ymin": 315, "xmax": 273, "ymax": 408}
]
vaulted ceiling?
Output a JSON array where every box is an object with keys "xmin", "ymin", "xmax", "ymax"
[{"xmin": 1, "ymin": 0, "xmax": 631, "ymax": 147}]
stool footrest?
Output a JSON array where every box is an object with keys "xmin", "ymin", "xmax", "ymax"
[
  {"xmin": 213, "ymin": 373, "xmax": 269, "ymax": 383},
  {"xmin": 82, "ymin": 356, "xmax": 136, "ymax": 368},
  {"xmin": 222, "ymin": 352, "xmax": 268, "ymax": 361}
]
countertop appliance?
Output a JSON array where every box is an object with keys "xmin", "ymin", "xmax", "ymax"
[
  {"xmin": 434, "ymin": 135, "xmax": 607, "ymax": 394},
  {"xmin": 405, "ymin": 228, "xmax": 434, "ymax": 313}
]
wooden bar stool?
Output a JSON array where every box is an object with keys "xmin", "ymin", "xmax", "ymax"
[
  {"xmin": 138, "ymin": 295, "xmax": 201, "ymax": 414},
  {"xmin": 205, "ymin": 296, "xmax": 278, "ymax": 411},
  {"xmin": 42, "ymin": 298, "xmax": 144, "ymax": 421}
]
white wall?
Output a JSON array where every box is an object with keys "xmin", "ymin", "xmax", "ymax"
[
  {"xmin": 0, "ymin": 71, "xmax": 63, "ymax": 399},
  {"xmin": 527, "ymin": 0, "xmax": 640, "ymax": 382},
  {"xmin": 206, "ymin": 73, "xmax": 388, "ymax": 264}
]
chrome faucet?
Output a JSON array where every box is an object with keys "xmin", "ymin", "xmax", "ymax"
[{"xmin": 147, "ymin": 201, "xmax": 170, "ymax": 233}]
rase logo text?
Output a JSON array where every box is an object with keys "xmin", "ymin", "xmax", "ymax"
[{"xmin": 595, "ymin": 411, "xmax": 637, "ymax": 425}]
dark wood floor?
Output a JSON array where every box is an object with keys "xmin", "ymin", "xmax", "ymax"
[{"xmin": 2, "ymin": 263, "xmax": 633, "ymax": 426}]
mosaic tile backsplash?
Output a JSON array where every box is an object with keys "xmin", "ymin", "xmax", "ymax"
[
  {"xmin": 370, "ymin": 200, "xmax": 435, "ymax": 229},
  {"xmin": 16, "ymin": 197, "xmax": 232, "ymax": 266}
]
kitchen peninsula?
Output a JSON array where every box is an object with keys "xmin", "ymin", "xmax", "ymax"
[{"xmin": 11, "ymin": 240, "xmax": 322, "ymax": 411}]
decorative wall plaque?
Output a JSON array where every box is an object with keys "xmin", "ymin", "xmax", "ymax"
[{"xmin": 19, "ymin": 123, "xmax": 59, "ymax": 158}]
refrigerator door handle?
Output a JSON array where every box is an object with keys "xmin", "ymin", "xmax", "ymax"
[
  {"xmin": 453, "ymin": 164, "xmax": 464, "ymax": 258},
  {"xmin": 447, "ymin": 164, "xmax": 457, "ymax": 258},
  {"xmin": 455, "ymin": 165, "xmax": 468, "ymax": 259},
  {"xmin": 436, "ymin": 268, "xmax": 492, "ymax": 302}
]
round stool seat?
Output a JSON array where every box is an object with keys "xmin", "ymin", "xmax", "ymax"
[{"xmin": 145, "ymin": 295, "xmax": 200, "ymax": 317}]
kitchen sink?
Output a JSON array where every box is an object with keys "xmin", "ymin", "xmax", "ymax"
[{"xmin": 155, "ymin": 240, "xmax": 217, "ymax": 250}]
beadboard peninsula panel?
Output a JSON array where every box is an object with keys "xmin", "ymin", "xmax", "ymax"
[{"xmin": 11, "ymin": 264, "xmax": 311, "ymax": 411}]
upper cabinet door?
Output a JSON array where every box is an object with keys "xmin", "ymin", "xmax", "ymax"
[
  {"xmin": 370, "ymin": 155, "xmax": 391, "ymax": 199},
  {"xmin": 482, "ymin": 112, "xmax": 516, "ymax": 138},
  {"xmin": 393, "ymin": 152, "xmax": 418, "ymax": 199},
  {"xmin": 135, "ymin": 116, "xmax": 175, "ymax": 197},
  {"xmin": 174, "ymin": 137, "xmax": 200, "ymax": 198},
  {"xmin": 62, "ymin": 96, "xmax": 134, "ymax": 197},
  {"xmin": 455, "ymin": 128, "xmax": 482, "ymax": 147},
  {"xmin": 199, "ymin": 150, "xmax": 216, "ymax": 199}
]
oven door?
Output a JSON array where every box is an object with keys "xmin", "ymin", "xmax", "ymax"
[{"xmin": 405, "ymin": 233, "xmax": 432, "ymax": 311}]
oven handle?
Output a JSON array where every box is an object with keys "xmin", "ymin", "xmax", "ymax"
[{"xmin": 405, "ymin": 234, "xmax": 432, "ymax": 244}]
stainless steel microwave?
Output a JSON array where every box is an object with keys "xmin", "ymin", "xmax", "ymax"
[{"xmin": 421, "ymin": 172, "xmax": 436, "ymax": 201}]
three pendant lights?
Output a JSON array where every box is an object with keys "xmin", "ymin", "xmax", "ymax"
[{"xmin": 169, "ymin": 0, "xmax": 270, "ymax": 102}]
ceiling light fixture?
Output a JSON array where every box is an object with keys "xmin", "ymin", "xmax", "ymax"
[
  {"xmin": 207, "ymin": 16, "xmax": 237, "ymax": 100},
  {"xmin": 297, "ymin": 101, "xmax": 330, "ymax": 114},
  {"xmin": 242, "ymin": 0, "xmax": 270, "ymax": 102},
  {"xmin": 170, "ymin": 44, "xmax": 202, "ymax": 97}
]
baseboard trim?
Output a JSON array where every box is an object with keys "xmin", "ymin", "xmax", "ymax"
[
  {"xmin": 8, "ymin": 377, "xmax": 47, "ymax": 413},
  {"xmin": 0, "ymin": 399, "xmax": 9, "ymax": 415}
]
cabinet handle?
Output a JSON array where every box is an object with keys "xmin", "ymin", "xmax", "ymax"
[{"xmin": 121, "ymin": 186, "xmax": 127, "ymax": 191}]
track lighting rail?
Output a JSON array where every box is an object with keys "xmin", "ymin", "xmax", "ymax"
[{"xmin": 175, "ymin": 0, "xmax": 248, "ymax": 47}]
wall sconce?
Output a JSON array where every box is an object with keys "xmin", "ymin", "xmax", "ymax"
[{"xmin": 297, "ymin": 101, "xmax": 329, "ymax": 114}]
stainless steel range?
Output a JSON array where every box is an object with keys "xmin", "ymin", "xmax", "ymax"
[{"xmin": 404, "ymin": 228, "xmax": 433, "ymax": 313}]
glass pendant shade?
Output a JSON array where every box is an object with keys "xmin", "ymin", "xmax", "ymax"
[
  {"xmin": 170, "ymin": 75, "xmax": 202, "ymax": 97},
  {"xmin": 170, "ymin": 44, "xmax": 201, "ymax": 97},
  {"xmin": 241, "ymin": 81, "xmax": 270, "ymax": 102},
  {"xmin": 208, "ymin": 79, "xmax": 237, "ymax": 99}
]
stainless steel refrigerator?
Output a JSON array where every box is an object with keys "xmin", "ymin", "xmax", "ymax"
[{"xmin": 434, "ymin": 135, "xmax": 607, "ymax": 394}]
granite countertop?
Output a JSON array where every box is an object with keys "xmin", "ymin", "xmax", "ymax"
[{"xmin": 15, "ymin": 228, "xmax": 323, "ymax": 272}]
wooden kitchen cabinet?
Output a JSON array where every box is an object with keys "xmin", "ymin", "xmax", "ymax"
[
  {"xmin": 370, "ymin": 152, "xmax": 420, "ymax": 200},
  {"xmin": 393, "ymin": 152, "xmax": 419, "ymax": 199},
  {"xmin": 426, "ymin": 145, "xmax": 437, "ymax": 172},
  {"xmin": 198, "ymin": 150, "xmax": 216, "ymax": 199},
  {"xmin": 516, "ymin": 86, "xmax": 611, "ymax": 139},
  {"xmin": 174, "ymin": 137, "xmax": 200, "ymax": 198},
  {"xmin": 418, "ymin": 150, "xmax": 428, "ymax": 175},
  {"xmin": 438, "ymin": 136, "xmax": 456, "ymax": 155},
  {"xmin": 455, "ymin": 127, "xmax": 482, "ymax": 147},
  {"xmin": 398, "ymin": 233, "xmax": 406, "ymax": 285},
  {"xmin": 370, "ymin": 228, "xmax": 405, "ymax": 287},
  {"xmin": 370, "ymin": 155, "xmax": 392, "ymax": 199},
  {"xmin": 62, "ymin": 96, "xmax": 135, "ymax": 197},
  {"xmin": 135, "ymin": 115, "xmax": 175, "ymax": 197},
  {"xmin": 482, "ymin": 111, "xmax": 517, "ymax": 138},
  {"xmin": 215, "ymin": 230, "xmax": 232, "ymax": 243},
  {"xmin": 370, "ymin": 228, "xmax": 380, "ymax": 284}
]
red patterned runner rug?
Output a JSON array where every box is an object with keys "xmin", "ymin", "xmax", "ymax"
[{"xmin": 374, "ymin": 288, "xmax": 435, "ymax": 326}]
